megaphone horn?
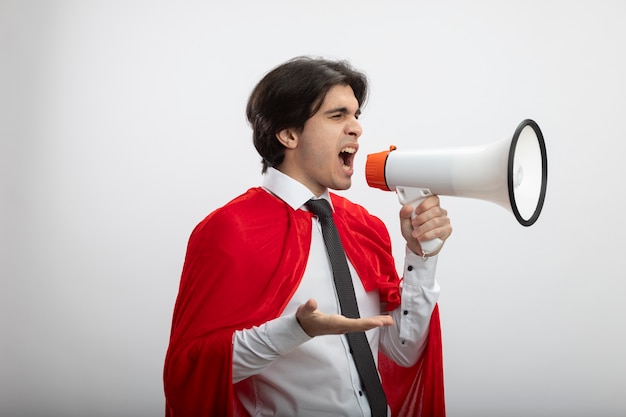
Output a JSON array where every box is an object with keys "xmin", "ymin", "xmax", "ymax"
[{"xmin": 365, "ymin": 119, "xmax": 548, "ymax": 254}]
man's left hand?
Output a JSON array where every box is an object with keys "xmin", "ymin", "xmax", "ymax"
[{"xmin": 399, "ymin": 195, "xmax": 452, "ymax": 257}]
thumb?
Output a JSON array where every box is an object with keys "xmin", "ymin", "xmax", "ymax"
[
  {"xmin": 399, "ymin": 204, "xmax": 415, "ymax": 221},
  {"xmin": 295, "ymin": 298, "xmax": 319, "ymax": 336},
  {"xmin": 400, "ymin": 204, "xmax": 415, "ymax": 221},
  {"xmin": 399, "ymin": 204, "xmax": 416, "ymax": 236},
  {"xmin": 298, "ymin": 298, "xmax": 318, "ymax": 316}
]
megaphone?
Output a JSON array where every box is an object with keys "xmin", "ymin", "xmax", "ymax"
[{"xmin": 365, "ymin": 119, "xmax": 548, "ymax": 255}]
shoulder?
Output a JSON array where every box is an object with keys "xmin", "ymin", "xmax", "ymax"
[
  {"xmin": 197, "ymin": 187, "xmax": 274, "ymax": 227},
  {"xmin": 330, "ymin": 192, "xmax": 392, "ymax": 250},
  {"xmin": 188, "ymin": 187, "xmax": 294, "ymax": 250},
  {"xmin": 330, "ymin": 192, "xmax": 386, "ymax": 229}
]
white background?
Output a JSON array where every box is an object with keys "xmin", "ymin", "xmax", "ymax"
[{"xmin": 2, "ymin": 1, "xmax": 625, "ymax": 416}]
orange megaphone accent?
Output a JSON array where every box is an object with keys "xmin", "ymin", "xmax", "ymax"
[{"xmin": 365, "ymin": 145, "xmax": 397, "ymax": 191}]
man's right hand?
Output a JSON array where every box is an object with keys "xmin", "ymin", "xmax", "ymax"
[{"xmin": 295, "ymin": 298, "xmax": 394, "ymax": 337}]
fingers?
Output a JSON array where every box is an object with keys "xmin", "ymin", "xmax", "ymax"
[
  {"xmin": 326, "ymin": 314, "xmax": 394, "ymax": 335},
  {"xmin": 413, "ymin": 195, "xmax": 442, "ymax": 219},
  {"xmin": 296, "ymin": 298, "xmax": 394, "ymax": 337},
  {"xmin": 406, "ymin": 196, "xmax": 452, "ymax": 242},
  {"xmin": 414, "ymin": 209, "xmax": 451, "ymax": 242},
  {"xmin": 360, "ymin": 314, "xmax": 394, "ymax": 329}
]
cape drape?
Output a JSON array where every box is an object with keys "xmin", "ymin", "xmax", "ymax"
[{"xmin": 163, "ymin": 187, "xmax": 445, "ymax": 416}]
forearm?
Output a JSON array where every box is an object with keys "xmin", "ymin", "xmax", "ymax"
[
  {"xmin": 380, "ymin": 247, "xmax": 440, "ymax": 366},
  {"xmin": 232, "ymin": 314, "xmax": 312, "ymax": 383}
]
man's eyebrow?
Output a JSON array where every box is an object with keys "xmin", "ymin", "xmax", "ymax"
[{"xmin": 323, "ymin": 107, "xmax": 362, "ymax": 116}]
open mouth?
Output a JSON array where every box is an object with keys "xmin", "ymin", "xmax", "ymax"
[{"xmin": 339, "ymin": 146, "xmax": 357, "ymax": 171}]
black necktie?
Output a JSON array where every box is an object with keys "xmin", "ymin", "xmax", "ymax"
[{"xmin": 305, "ymin": 198, "xmax": 388, "ymax": 417}]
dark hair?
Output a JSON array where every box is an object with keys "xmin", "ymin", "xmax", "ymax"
[{"xmin": 246, "ymin": 56, "xmax": 368, "ymax": 173}]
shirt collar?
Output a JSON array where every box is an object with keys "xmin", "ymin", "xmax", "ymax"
[{"xmin": 262, "ymin": 167, "xmax": 333, "ymax": 211}]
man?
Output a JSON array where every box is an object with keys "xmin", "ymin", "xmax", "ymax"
[{"xmin": 163, "ymin": 56, "xmax": 452, "ymax": 417}]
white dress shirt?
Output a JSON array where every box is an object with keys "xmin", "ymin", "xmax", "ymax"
[{"xmin": 232, "ymin": 168, "xmax": 440, "ymax": 417}]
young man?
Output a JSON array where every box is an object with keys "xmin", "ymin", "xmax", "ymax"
[{"xmin": 163, "ymin": 56, "xmax": 452, "ymax": 417}]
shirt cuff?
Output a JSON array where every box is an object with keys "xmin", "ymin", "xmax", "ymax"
[
  {"xmin": 402, "ymin": 246, "xmax": 438, "ymax": 289},
  {"xmin": 265, "ymin": 313, "xmax": 313, "ymax": 355}
]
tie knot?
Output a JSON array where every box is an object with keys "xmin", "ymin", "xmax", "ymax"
[{"xmin": 305, "ymin": 198, "xmax": 333, "ymax": 219}]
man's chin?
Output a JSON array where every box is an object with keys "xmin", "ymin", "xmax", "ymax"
[{"xmin": 330, "ymin": 180, "xmax": 352, "ymax": 191}]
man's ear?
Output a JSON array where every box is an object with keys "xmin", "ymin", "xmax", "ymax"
[{"xmin": 276, "ymin": 128, "xmax": 298, "ymax": 149}]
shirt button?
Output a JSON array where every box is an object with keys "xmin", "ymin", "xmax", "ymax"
[
  {"xmin": 407, "ymin": 265, "xmax": 414, "ymax": 271},
  {"xmin": 403, "ymin": 310, "xmax": 409, "ymax": 315},
  {"xmin": 359, "ymin": 390, "xmax": 363, "ymax": 396}
]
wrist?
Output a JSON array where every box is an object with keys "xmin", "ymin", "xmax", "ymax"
[{"xmin": 408, "ymin": 242, "xmax": 442, "ymax": 260}]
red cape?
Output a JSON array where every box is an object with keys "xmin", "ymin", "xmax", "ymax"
[{"xmin": 163, "ymin": 188, "xmax": 445, "ymax": 416}]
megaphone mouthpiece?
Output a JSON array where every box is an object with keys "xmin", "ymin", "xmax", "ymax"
[{"xmin": 365, "ymin": 145, "xmax": 397, "ymax": 191}]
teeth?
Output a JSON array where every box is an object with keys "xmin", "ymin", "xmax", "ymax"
[{"xmin": 340, "ymin": 147, "xmax": 356, "ymax": 170}]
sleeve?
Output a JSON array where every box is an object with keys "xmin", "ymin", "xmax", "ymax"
[
  {"xmin": 232, "ymin": 314, "xmax": 312, "ymax": 383},
  {"xmin": 379, "ymin": 248, "xmax": 440, "ymax": 367}
]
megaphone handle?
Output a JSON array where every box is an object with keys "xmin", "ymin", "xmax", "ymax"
[{"xmin": 396, "ymin": 186, "xmax": 444, "ymax": 257}]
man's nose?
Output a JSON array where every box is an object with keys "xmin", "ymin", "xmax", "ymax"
[{"xmin": 347, "ymin": 118, "xmax": 362, "ymax": 138}]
